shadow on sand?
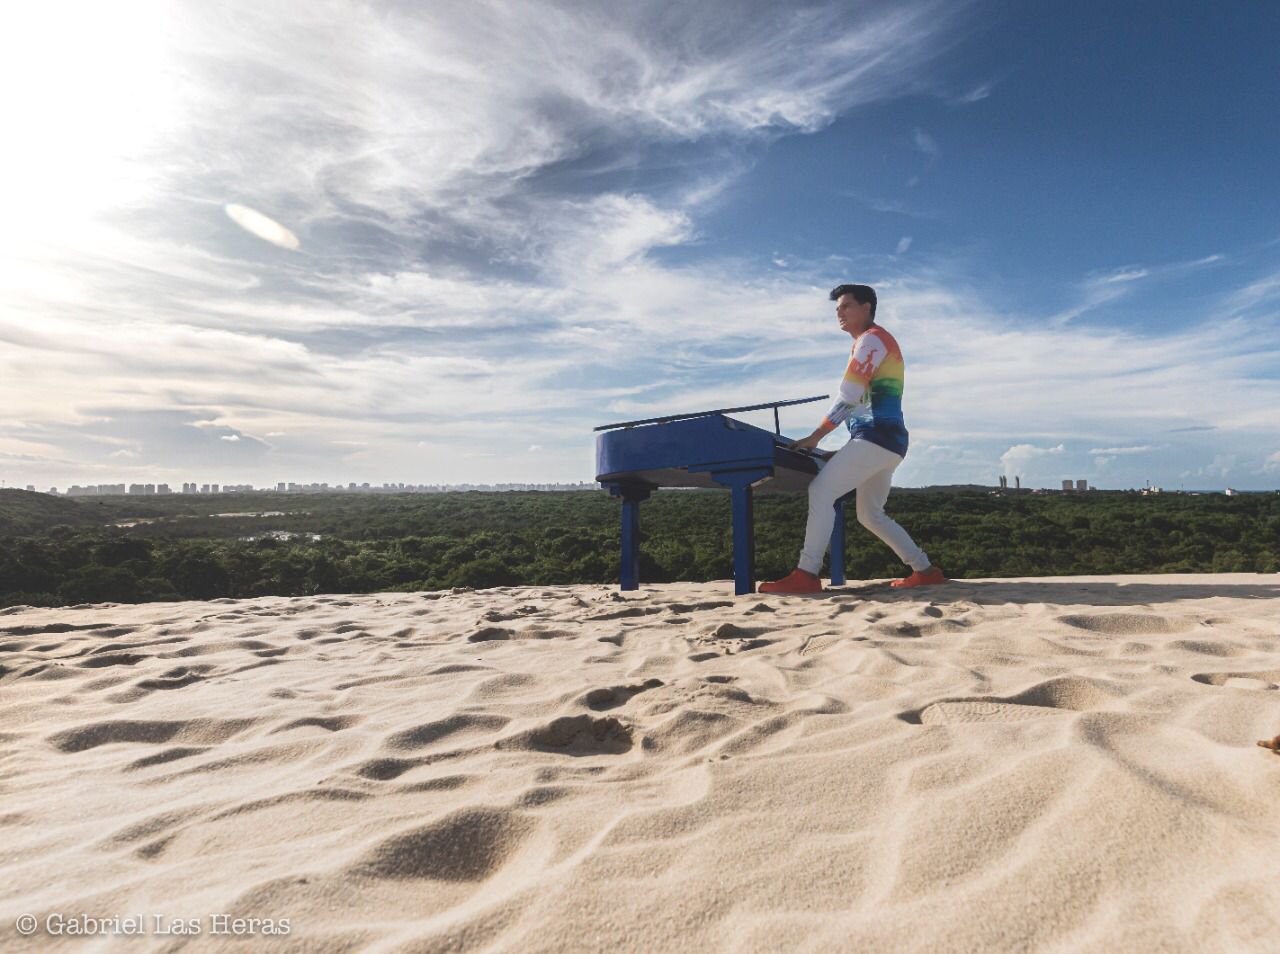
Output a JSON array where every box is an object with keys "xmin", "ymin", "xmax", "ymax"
[{"xmin": 824, "ymin": 578, "xmax": 1280, "ymax": 606}]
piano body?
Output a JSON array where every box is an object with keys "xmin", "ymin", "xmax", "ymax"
[{"xmin": 594, "ymin": 396, "xmax": 852, "ymax": 595}]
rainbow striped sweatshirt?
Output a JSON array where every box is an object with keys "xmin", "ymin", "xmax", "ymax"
[{"xmin": 815, "ymin": 324, "xmax": 909, "ymax": 457}]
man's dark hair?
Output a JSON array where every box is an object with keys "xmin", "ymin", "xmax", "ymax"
[{"xmin": 829, "ymin": 283, "xmax": 877, "ymax": 318}]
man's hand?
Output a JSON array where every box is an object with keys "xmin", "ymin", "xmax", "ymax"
[{"xmin": 790, "ymin": 432, "xmax": 825, "ymax": 452}]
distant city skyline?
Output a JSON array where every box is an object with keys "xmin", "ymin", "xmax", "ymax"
[
  {"xmin": 4, "ymin": 477, "xmax": 1262, "ymax": 497},
  {"xmin": 9, "ymin": 480, "xmax": 598, "ymax": 496},
  {"xmin": 3, "ymin": 2, "xmax": 1278, "ymax": 490}
]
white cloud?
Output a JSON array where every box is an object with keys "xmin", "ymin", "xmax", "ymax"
[
  {"xmin": 895, "ymin": 236, "xmax": 913, "ymax": 254},
  {"xmin": 1097, "ymin": 266, "xmax": 1148, "ymax": 284},
  {"xmin": 1199, "ymin": 455, "xmax": 1237, "ymax": 479},
  {"xmin": 998, "ymin": 443, "xmax": 1064, "ymax": 480},
  {"xmin": 1048, "ymin": 254, "xmax": 1229, "ymax": 327},
  {"xmin": 912, "ymin": 127, "xmax": 939, "ymax": 156},
  {"xmin": 1087, "ymin": 445, "xmax": 1156, "ymax": 455},
  {"xmin": 957, "ymin": 81, "xmax": 993, "ymax": 103},
  {"xmin": 1225, "ymin": 269, "xmax": 1280, "ymax": 316},
  {"xmin": 4, "ymin": 0, "xmax": 1279, "ymax": 492}
]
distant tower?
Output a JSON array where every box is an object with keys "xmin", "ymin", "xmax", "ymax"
[
  {"xmin": 1015, "ymin": 475, "xmax": 1021, "ymax": 490},
  {"xmin": 1076, "ymin": 479, "xmax": 1088, "ymax": 492},
  {"xmin": 1062, "ymin": 479, "xmax": 1073, "ymax": 492}
]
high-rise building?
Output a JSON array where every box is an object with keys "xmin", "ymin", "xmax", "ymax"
[
  {"xmin": 1062, "ymin": 479, "xmax": 1073, "ymax": 491},
  {"xmin": 1076, "ymin": 479, "xmax": 1088, "ymax": 492}
]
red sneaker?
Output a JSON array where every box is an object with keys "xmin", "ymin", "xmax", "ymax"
[
  {"xmin": 891, "ymin": 567, "xmax": 948, "ymax": 588},
  {"xmin": 759, "ymin": 569, "xmax": 823, "ymax": 594}
]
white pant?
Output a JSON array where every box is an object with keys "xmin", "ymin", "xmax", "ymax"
[{"xmin": 798, "ymin": 439, "xmax": 930, "ymax": 577}]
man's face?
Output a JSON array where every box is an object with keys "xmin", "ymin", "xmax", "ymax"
[{"xmin": 835, "ymin": 294, "xmax": 870, "ymax": 334}]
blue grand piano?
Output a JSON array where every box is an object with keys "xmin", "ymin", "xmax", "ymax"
[{"xmin": 595, "ymin": 396, "xmax": 852, "ymax": 595}]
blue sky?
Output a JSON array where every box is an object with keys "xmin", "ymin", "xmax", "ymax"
[{"xmin": 1, "ymin": 0, "xmax": 1278, "ymax": 491}]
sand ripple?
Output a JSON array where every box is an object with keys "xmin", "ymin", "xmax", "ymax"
[{"xmin": 2, "ymin": 575, "xmax": 1279, "ymax": 952}]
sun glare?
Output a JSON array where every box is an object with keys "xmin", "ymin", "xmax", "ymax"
[{"xmin": 0, "ymin": 1, "xmax": 177, "ymax": 246}]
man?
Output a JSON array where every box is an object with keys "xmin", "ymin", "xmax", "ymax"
[{"xmin": 760, "ymin": 284, "xmax": 946, "ymax": 594}]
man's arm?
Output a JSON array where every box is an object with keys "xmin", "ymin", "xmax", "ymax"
[
  {"xmin": 792, "ymin": 332, "xmax": 887, "ymax": 451},
  {"xmin": 790, "ymin": 426, "xmax": 831, "ymax": 451}
]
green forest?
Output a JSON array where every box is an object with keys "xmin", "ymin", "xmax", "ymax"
[{"xmin": 0, "ymin": 487, "xmax": 1276, "ymax": 607}]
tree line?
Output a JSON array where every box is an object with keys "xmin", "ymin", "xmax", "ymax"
[{"xmin": 1, "ymin": 489, "xmax": 1276, "ymax": 607}]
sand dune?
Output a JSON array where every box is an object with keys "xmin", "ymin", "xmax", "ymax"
[{"xmin": 2, "ymin": 574, "xmax": 1279, "ymax": 952}]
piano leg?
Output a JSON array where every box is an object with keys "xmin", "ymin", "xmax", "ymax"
[
  {"xmin": 608, "ymin": 482, "xmax": 652, "ymax": 591},
  {"xmin": 620, "ymin": 495, "xmax": 641, "ymax": 591},
  {"xmin": 829, "ymin": 491, "xmax": 854, "ymax": 586},
  {"xmin": 706, "ymin": 469, "xmax": 770, "ymax": 595},
  {"xmin": 729, "ymin": 482, "xmax": 755, "ymax": 595}
]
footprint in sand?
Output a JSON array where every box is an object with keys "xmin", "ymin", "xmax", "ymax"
[
  {"xmin": 351, "ymin": 807, "xmax": 536, "ymax": 882},
  {"xmin": 798, "ymin": 634, "xmax": 840, "ymax": 657},
  {"xmin": 588, "ymin": 605, "xmax": 665, "ymax": 621},
  {"xmin": 496, "ymin": 715, "xmax": 634, "ymax": 756},
  {"xmin": 479, "ymin": 605, "xmax": 542, "ymax": 623},
  {"xmin": 467, "ymin": 624, "xmax": 571, "ymax": 642},
  {"xmin": 1056, "ymin": 613, "xmax": 1195, "ymax": 636},
  {"xmin": 913, "ymin": 700, "xmax": 1068, "ymax": 725},
  {"xmin": 903, "ymin": 676, "xmax": 1126, "ymax": 725},
  {"xmin": 135, "ymin": 665, "xmax": 215, "ymax": 692},
  {"xmin": 1191, "ymin": 670, "xmax": 1280, "ymax": 691},
  {"xmin": 875, "ymin": 619, "xmax": 971, "ymax": 638},
  {"xmin": 582, "ymin": 678, "xmax": 664, "ymax": 711},
  {"xmin": 690, "ymin": 622, "xmax": 776, "ymax": 655},
  {"xmin": 666, "ymin": 601, "xmax": 735, "ymax": 614}
]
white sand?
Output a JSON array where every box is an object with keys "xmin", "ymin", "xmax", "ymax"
[{"xmin": 2, "ymin": 574, "xmax": 1279, "ymax": 952}]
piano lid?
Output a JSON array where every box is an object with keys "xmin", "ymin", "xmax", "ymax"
[{"xmin": 594, "ymin": 395, "xmax": 828, "ymax": 433}]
